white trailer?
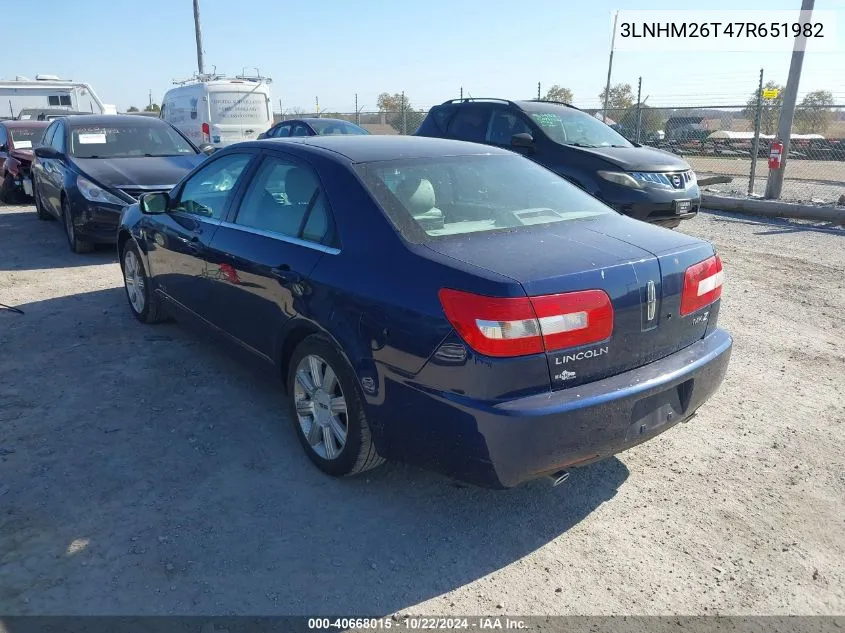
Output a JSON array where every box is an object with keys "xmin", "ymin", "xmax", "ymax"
[{"xmin": 0, "ymin": 75, "xmax": 115, "ymax": 118}]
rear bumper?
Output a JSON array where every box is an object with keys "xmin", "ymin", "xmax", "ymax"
[{"xmin": 389, "ymin": 328, "xmax": 732, "ymax": 488}]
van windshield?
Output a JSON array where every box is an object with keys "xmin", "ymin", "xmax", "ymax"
[{"xmin": 209, "ymin": 91, "xmax": 269, "ymax": 126}]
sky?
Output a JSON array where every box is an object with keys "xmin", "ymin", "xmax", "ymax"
[{"xmin": 5, "ymin": 0, "xmax": 845, "ymax": 113}]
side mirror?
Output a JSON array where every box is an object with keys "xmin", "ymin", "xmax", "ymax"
[
  {"xmin": 199, "ymin": 144, "xmax": 215, "ymax": 155},
  {"xmin": 511, "ymin": 133, "xmax": 535, "ymax": 151},
  {"xmin": 34, "ymin": 146, "xmax": 59, "ymax": 159},
  {"xmin": 140, "ymin": 191, "xmax": 170, "ymax": 215}
]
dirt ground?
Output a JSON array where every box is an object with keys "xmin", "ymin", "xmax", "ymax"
[{"xmin": 1, "ymin": 203, "xmax": 843, "ymax": 616}]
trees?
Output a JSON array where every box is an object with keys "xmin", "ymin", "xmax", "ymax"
[
  {"xmin": 742, "ymin": 81, "xmax": 783, "ymax": 135},
  {"xmin": 144, "ymin": 103, "xmax": 161, "ymax": 113},
  {"xmin": 126, "ymin": 106, "xmax": 139, "ymax": 112},
  {"xmin": 377, "ymin": 92, "xmax": 413, "ymax": 133},
  {"xmin": 795, "ymin": 90, "xmax": 834, "ymax": 134},
  {"xmin": 542, "ymin": 85, "xmax": 573, "ymax": 104},
  {"xmin": 598, "ymin": 83, "xmax": 634, "ymax": 112},
  {"xmin": 619, "ymin": 105, "xmax": 664, "ymax": 140}
]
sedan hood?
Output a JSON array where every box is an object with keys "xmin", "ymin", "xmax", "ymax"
[
  {"xmin": 73, "ymin": 155, "xmax": 205, "ymax": 189},
  {"xmin": 574, "ymin": 145, "xmax": 690, "ymax": 171}
]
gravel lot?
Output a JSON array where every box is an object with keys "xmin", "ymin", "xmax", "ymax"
[{"xmin": 1, "ymin": 202, "xmax": 843, "ymax": 616}]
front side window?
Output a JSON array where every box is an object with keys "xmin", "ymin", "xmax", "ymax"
[
  {"xmin": 485, "ymin": 110, "xmax": 532, "ymax": 146},
  {"xmin": 234, "ymin": 155, "xmax": 332, "ymax": 244},
  {"xmin": 175, "ymin": 153, "xmax": 253, "ymax": 220},
  {"xmin": 528, "ymin": 107, "xmax": 633, "ymax": 148},
  {"xmin": 290, "ymin": 123, "xmax": 312, "ymax": 137},
  {"xmin": 272, "ymin": 124, "xmax": 291, "ymax": 138},
  {"xmin": 41, "ymin": 123, "xmax": 57, "ymax": 148},
  {"xmin": 355, "ymin": 154, "xmax": 613, "ymax": 242},
  {"xmin": 50, "ymin": 123, "xmax": 66, "ymax": 153},
  {"xmin": 69, "ymin": 123, "xmax": 197, "ymax": 158}
]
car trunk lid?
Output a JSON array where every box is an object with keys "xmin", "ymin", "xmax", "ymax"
[{"xmin": 426, "ymin": 217, "xmax": 716, "ymax": 389}]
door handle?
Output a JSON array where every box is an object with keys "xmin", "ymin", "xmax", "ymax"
[{"xmin": 270, "ymin": 264, "xmax": 302, "ymax": 284}]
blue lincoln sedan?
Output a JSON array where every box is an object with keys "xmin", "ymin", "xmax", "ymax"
[{"xmin": 117, "ymin": 135, "xmax": 732, "ymax": 489}]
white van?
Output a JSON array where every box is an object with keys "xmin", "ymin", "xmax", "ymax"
[{"xmin": 161, "ymin": 76, "xmax": 273, "ymax": 149}]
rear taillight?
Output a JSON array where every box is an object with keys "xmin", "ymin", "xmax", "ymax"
[
  {"xmin": 438, "ymin": 288, "xmax": 614, "ymax": 358},
  {"xmin": 680, "ymin": 254, "xmax": 724, "ymax": 316},
  {"xmin": 201, "ymin": 122, "xmax": 210, "ymax": 141}
]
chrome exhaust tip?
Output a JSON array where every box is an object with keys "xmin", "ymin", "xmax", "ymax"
[{"xmin": 547, "ymin": 470, "xmax": 570, "ymax": 487}]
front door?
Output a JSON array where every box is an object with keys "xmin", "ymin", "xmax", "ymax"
[
  {"xmin": 144, "ymin": 151, "xmax": 256, "ymax": 316},
  {"xmin": 202, "ymin": 151, "xmax": 338, "ymax": 359}
]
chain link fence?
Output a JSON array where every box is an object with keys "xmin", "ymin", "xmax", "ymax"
[{"xmin": 277, "ymin": 104, "xmax": 845, "ymax": 205}]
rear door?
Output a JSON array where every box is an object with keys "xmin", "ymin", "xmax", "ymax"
[
  {"xmin": 201, "ymin": 150, "xmax": 337, "ymax": 360},
  {"xmin": 144, "ymin": 151, "xmax": 257, "ymax": 316},
  {"xmin": 208, "ymin": 88, "xmax": 271, "ymax": 145}
]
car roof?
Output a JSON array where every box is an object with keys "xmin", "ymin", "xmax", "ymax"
[
  {"xmin": 60, "ymin": 114, "xmax": 167, "ymax": 128},
  {"xmin": 249, "ymin": 135, "xmax": 512, "ymax": 163},
  {"xmin": 3, "ymin": 120, "xmax": 50, "ymax": 128},
  {"xmin": 438, "ymin": 98, "xmax": 579, "ymax": 113},
  {"xmin": 294, "ymin": 118, "xmax": 359, "ymax": 125}
]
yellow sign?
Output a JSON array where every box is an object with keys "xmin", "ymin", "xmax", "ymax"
[{"xmin": 762, "ymin": 88, "xmax": 780, "ymax": 99}]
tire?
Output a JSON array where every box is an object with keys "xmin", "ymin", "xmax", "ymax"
[
  {"xmin": 122, "ymin": 240, "xmax": 166, "ymax": 324},
  {"xmin": 286, "ymin": 334, "xmax": 385, "ymax": 478},
  {"xmin": 0, "ymin": 173, "xmax": 18, "ymax": 204},
  {"xmin": 33, "ymin": 180, "xmax": 54, "ymax": 221},
  {"xmin": 62, "ymin": 195, "xmax": 94, "ymax": 253}
]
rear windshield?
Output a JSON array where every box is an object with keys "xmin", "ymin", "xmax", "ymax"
[
  {"xmin": 8, "ymin": 127, "xmax": 45, "ymax": 149},
  {"xmin": 209, "ymin": 91, "xmax": 270, "ymax": 125},
  {"xmin": 309, "ymin": 120, "xmax": 369, "ymax": 135},
  {"xmin": 355, "ymin": 154, "xmax": 613, "ymax": 242},
  {"xmin": 69, "ymin": 123, "xmax": 197, "ymax": 158}
]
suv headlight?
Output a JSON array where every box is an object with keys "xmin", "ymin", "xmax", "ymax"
[
  {"xmin": 76, "ymin": 175, "xmax": 127, "ymax": 205},
  {"xmin": 597, "ymin": 170, "xmax": 644, "ymax": 189}
]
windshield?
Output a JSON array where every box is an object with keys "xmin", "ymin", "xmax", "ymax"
[
  {"xmin": 529, "ymin": 108, "xmax": 633, "ymax": 148},
  {"xmin": 310, "ymin": 120, "xmax": 369, "ymax": 136},
  {"xmin": 9, "ymin": 127, "xmax": 46, "ymax": 149},
  {"xmin": 355, "ymin": 154, "xmax": 613, "ymax": 241},
  {"xmin": 209, "ymin": 91, "xmax": 270, "ymax": 126},
  {"xmin": 69, "ymin": 123, "xmax": 197, "ymax": 158}
]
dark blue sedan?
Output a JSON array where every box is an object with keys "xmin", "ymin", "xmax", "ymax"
[
  {"xmin": 31, "ymin": 115, "xmax": 206, "ymax": 253},
  {"xmin": 117, "ymin": 135, "xmax": 732, "ymax": 489}
]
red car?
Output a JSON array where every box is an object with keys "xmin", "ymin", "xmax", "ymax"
[{"xmin": 0, "ymin": 120, "xmax": 49, "ymax": 203}]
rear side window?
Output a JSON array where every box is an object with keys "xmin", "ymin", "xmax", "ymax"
[
  {"xmin": 355, "ymin": 154, "xmax": 612, "ymax": 243},
  {"xmin": 233, "ymin": 155, "xmax": 333, "ymax": 245},
  {"xmin": 447, "ymin": 108, "xmax": 491, "ymax": 143},
  {"xmin": 431, "ymin": 106, "xmax": 456, "ymax": 133}
]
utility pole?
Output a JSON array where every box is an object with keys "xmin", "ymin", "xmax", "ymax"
[
  {"xmin": 765, "ymin": 0, "xmax": 814, "ymax": 199},
  {"xmin": 401, "ymin": 90, "xmax": 407, "ymax": 134},
  {"xmin": 148, "ymin": 89, "xmax": 153, "ymax": 109},
  {"xmin": 602, "ymin": 11, "xmax": 619, "ymax": 124},
  {"xmin": 315, "ymin": 96, "xmax": 319, "ymax": 116},
  {"xmin": 460, "ymin": 87, "xmax": 463, "ymax": 100},
  {"xmin": 278, "ymin": 99, "xmax": 282, "ymax": 117},
  {"xmin": 193, "ymin": 0, "xmax": 205, "ymax": 76},
  {"xmin": 537, "ymin": 82, "xmax": 541, "ymax": 100},
  {"xmin": 749, "ymin": 68, "xmax": 765, "ymax": 195},
  {"xmin": 355, "ymin": 93, "xmax": 359, "ymax": 125},
  {"xmin": 635, "ymin": 77, "xmax": 642, "ymax": 143}
]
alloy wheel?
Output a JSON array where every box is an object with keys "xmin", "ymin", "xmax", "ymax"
[
  {"xmin": 293, "ymin": 354, "xmax": 348, "ymax": 460},
  {"xmin": 123, "ymin": 249, "xmax": 146, "ymax": 314}
]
